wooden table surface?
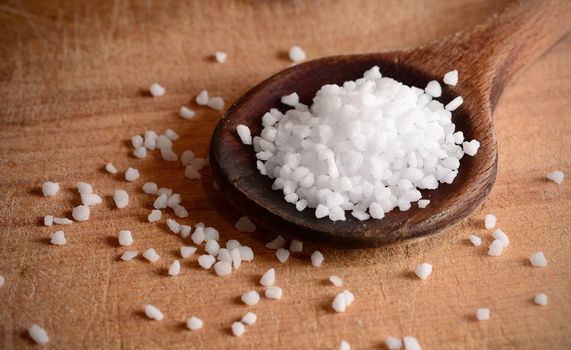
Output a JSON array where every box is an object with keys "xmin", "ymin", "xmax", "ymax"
[{"xmin": 0, "ymin": 0, "xmax": 570, "ymax": 349}]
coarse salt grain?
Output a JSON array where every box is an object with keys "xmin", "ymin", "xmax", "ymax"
[
  {"xmin": 476, "ymin": 308, "xmax": 490, "ymax": 321},
  {"xmin": 191, "ymin": 227, "xmax": 205, "ymax": 245},
  {"xmin": 215, "ymin": 51, "xmax": 227, "ymax": 63},
  {"xmin": 180, "ymin": 225, "xmax": 191, "ymax": 238},
  {"xmin": 403, "ymin": 336, "xmax": 421, "ymax": 350},
  {"xmin": 530, "ymin": 251, "xmax": 547, "ymax": 267},
  {"xmin": 492, "ymin": 229, "xmax": 509, "ymax": 246},
  {"xmin": 241, "ymin": 312, "xmax": 257, "ymax": 325},
  {"xmin": 50, "ymin": 230, "xmax": 66, "ymax": 245},
  {"xmin": 114, "ymin": 190, "xmax": 129, "ymax": 208},
  {"xmin": 144, "ymin": 304, "xmax": 164, "ymax": 320},
  {"xmin": 226, "ymin": 239, "xmax": 240, "ymax": 251},
  {"xmin": 72, "ymin": 205, "xmax": 90, "ymax": 221},
  {"xmin": 446, "ymin": 96, "xmax": 463, "ymax": 111},
  {"xmin": 44, "ymin": 215, "xmax": 54, "ymax": 227},
  {"xmin": 288, "ymin": 46, "xmax": 306, "ymax": 62},
  {"xmin": 443, "ymin": 70, "xmax": 459, "ymax": 86},
  {"xmin": 214, "ymin": 261, "xmax": 232, "ymax": 276},
  {"xmin": 332, "ymin": 290, "xmax": 355, "ymax": 313},
  {"xmin": 417, "ymin": 199, "xmax": 430, "ymax": 208},
  {"xmin": 198, "ymin": 254, "xmax": 216, "ymax": 269},
  {"xmin": 148, "ymin": 209, "xmax": 161, "ymax": 222},
  {"xmin": 164, "ymin": 129, "xmax": 179, "ymax": 141},
  {"xmin": 143, "ymin": 248, "xmax": 160, "ymax": 262},
  {"xmin": 196, "ymin": 90, "xmax": 209, "ymax": 105},
  {"xmin": 266, "ymin": 235, "xmax": 286, "ymax": 250},
  {"xmin": 180, "ymin": 246, "xmax": 197, "ymax": 258},
  {"xmin": 168, "ymin": 260, "xmax": 181, "ymax": 276},
  {"xmin": 205, "ymin": 239, "xmax": 220, "ymax": 256},
  {"xmin": 187, "ymin": 316, "xmax": 203, "ymax": 331},
  {"xmin": 121, "ymin": 250, "xmax": 138, "ymax": 261},
  {"xmin": 488, "ymin": 239, "xmax": 505, "ymax": 257},
  {"xmin": 118, "ymin": 230, "xmax": 133, "ymax": 246},
  {"xmin": 281, "ymin": 92, "xmax": 299, "ymax": 107},
  {"xmin": 28, "ymin": 324, "xmax": 49, "ymax": 344},
  {"xmin": 81, "ymin": 193, "xmax": 102, "ymax": 206},
  {"xmin": 241, "ymin": 290, "xmax": 260, "ymax": 306},
  {"xmin": 546, "ymin": 170, "xmax": 565, "ymax": 184},
  {"xmin": 265, "ymin": 286, "xmax": 283, "ymax": 300},
  {"xmin": 173, "ymin": 205, "xmax": 189, "ymax": 218},
  {"xmin": 131, "ymin": 135, "xmax": 143, "ymax": 148},
  {"xmin": 125, "ymin": 167, "xmax": 140, "ymax": 182},
  {"xmin": 260, "ymin": 268, "xmax": 276, "ymax": 287},
  {"xmin": 469, "ymin": 234, "xmax": 482, "ymax": 246},
  {"xmin": 76, "ymin": 182, "xmax": 92, "ymax": 194},
  {"xmin": 534, "ymin": 293, "xmax": 548, "ymax": 306},
  {"xmin": 144, "ymin": 131, "xmax": 157, "ymax": 150},
  {"xmin": 463, "ymin": 139, "xmax": 480, "ymax": 156},
  {"xmin": 149, "ymin": 83, "xmax": 165, "ymax": 97},
  {"xmin": 231, "ymin": 248, "xmax": 242, "ymax": 269},
  {"xmin": 311, "ymin": 251, "xmax": 324, "ymax": 267},
  {"xmin": 185, "ymin": 165, "xmax": 201, "ymax": 180},
  {"xmin": 239, "ymin": 246, "xmax": 254, "ymax": 261},
  {"xmin": 340, "ymin": 340, "xmax": 351, "ymax": 350},
  {"xmin": 105, "ymin": 162, "xmax": 118, "ymax": 174},
  {"xmin": 414, "ymin": 263, "xmax": 433, "ymax": 280},
  {"xmin": 42, "ymin": 182, "xmax": 59, "ymax": 197},
  {"xmin": 133, "ymin": 146, "xmax": 147, "ymax": 159},
  {"xmin": 425, "ymin": 80, "xmax": 442, "ymax": 97},
  {"xmin": 143, "ymin": 182, "xmax": 158, "ymax": 194},
  {"xmin": 386, "ymin": 336, "xmax": 403, "ymax": 350},
  {"xmin": 329, "ymin": 275, "xmax": 343, "ymax": 287},
  {"xmin": 237, "ymin": 125, "xmax": 252, "ymax": 145},
  {"xmin": 232, "ymin": 321, "xmax": 246, "ymax": 337},
  {"xmin": 208, "ymin": 96, "xmax": 225, "ymax": 110},
  {"xmin": 276, "ymin": 248, "xmax": 290, "ymax": 263},
  {"xmin": 484, "ymin": 214, "xmax": 497, "ymax": 229},
  {"xmin": 167, "ymin": 193, "xmax": 181, "ymax": 208},
  {"xmin": 54, "ymin": 217, "xmax": 72, "ymax": 225},
  {"xmin": 179, "ymin": 106, "xmax": 196, "ymax": 120},
  {"xmin": 290, "ymin": 239, "xmax": 303, "ymax": 253},
  {"xmin": 235, "ymin": 216, "xmax": 256, "ymax": 232},
  {"xmin": 166, "ymin": 218, "xmax": 181, "ymax": 234},
  {"xmin": 204, "ymin": 227, "xmax": 219, "ymax": 241}
]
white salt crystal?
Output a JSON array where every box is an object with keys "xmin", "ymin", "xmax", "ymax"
[
  {"xmin": 28, "ymin": 324, "xmax": 49, "ymax": 344},
  {"xmin": 160, "ymin": 147, "xmax": 178, "ymax": 162},
  {"xmin": 414, "ymin": 263, "xmax": 433, "ymax": 280},
  {"xmin": 241, "ymin": 312, "xmax": 257, "ymax": 325},
  {"xmin": 187, "ymin": 316, "xmax": 203, "ymax": 331},
  {"xmin": 530, "ymin": 251, "xmax": 547, "ymax": 267},
  {"xmin": 476, "ymin": 308, "xmax": 490, "ymax": 321},
  {"xmin": 386, "ymin": 336, "xmax": 402, "ymax": 350},
  {"xmin": 329, "ymin": 275, "xmax": 343, "ymax": 287},
  {"xmin": 105, "ymin": 162, "xmax": 118, "ymax": 174},
  {"xmin": 50, "ymin": 230, "xmax": 66, "ymax": 245},
  {"xmin": 196, "ymin": 90, "xmax": 209, "ymax": 105},
  {"xmin": 76, "ymin": 182, "xmax": 92, "ymax": 194},
  {"xmin": 217, "ymin": 249, "xmax": 232, "ymax": 262},
  {"xmin": 235, "ymin": 216, "xmax": 256, "ymax": 232},
  {"xmin": 121, "ymin": 250, "xmax": 138, "ymax": 261},
  {"xmin": 276, "ymin": 248, "xmax": 290, "ymax": 263},
  {"xmin": 44, "ymin": 215, "xmax": 54, "ymax": 227},
  {"xmin": 232, "ymin": 321, "xmax": 246, "ymax": 337},
  {"xmin": 417, "ymin": 199, "xmax": 430, "ymax": 208},
  {"xmin": 214, "ymin": 261, "xmax": 232, "ymax": 276},
  {"xmin": 180, "ymin": 225, "xmax": 191, "ymax": 238},
  {"xmin": 179, "ymin": 106, "xmax": 196, "ymax": 120},
  {"xmin": 149, "ymin": 83, "xmax": 165, "ymax": 97},
  {"xmin": 114, "ymin": 190, "xmax": 129, "ymax": 208},
  {"xmin": 332, "ymin": 290, "xmax": 354, "ymax": 313},
  {"xmin": 445, "ymin": 96, "xmax": 463, "ymax": 111},
  {"xmin": 443, "ymin": 70, "xmax": 459, "ymax": 86},
  {"xmin": 239, "ymin": 245, "xmax": 254, "ymax": 261},
  {"xmin": 205, "ymin": 239, "xmax": 220, "ymax": 256},
  {"xmin": 125, "ymin": 167, "xmax": 140, "ymax": 182},
  {"xmin": 191, "ymin": 227, "xmax": 205, "ymax": 245},
  {"xmin": 546, "ymin": 170, "xmax": 565, "ymax": 184},
  {"xmin": 281, "ymin": 92, "xmax": 299, "ymax": 107},
  {"xmin": 469, "ymin": 234, "xmax": 482, "ymax": 246},
  {"xmin": 181, "ymin": 150, "xmax": 196, "ymax": 166},
  {"xmin": 403, "ymin": 336, "xmax": 421, "ymax": 350},
  {"xmin": 198, "ymin": 255, "xmax": 216, "ymax": 269},
  {"xmin": 260, "ymin": 268, "xmax": 276, "ymax": 287},
  {"xmin": 226, "ymin": 239, "xmax": 241, "ymax": 251},
  {"xmin": 143, "ymin": 182, "xmax": 158, "ymax": 194},
  {"xmin": 81, "ymin": 193, "xmax": 102, "ymax": 206},
  {"xmin": 144, "ymin": 304, "xmax": 164, "ymax": 320},
  {"xmin": 173, "ymin": 205, "xmax": 189, "ymax": 218},
  {"xmin": 215, "ymin": 51, "xmax": 227, "ymax": 63},
  {"xmin": 425, "ymin": 80, "xmax": 442, "ymax": 97},
  {"xmin": 265, "ymin": 286, "xmax": 283, "ymax": 300},
  {"xmin": 42, "ymin": 182, "xmax": 59, "ymax": 197},
  {"xmin": 180, "ymin": 246, "xmax": 197, "ymax": 258},
  {"xmin": 144, "ymin": 131, "xmax": 157, "ymax": 150},
  {"xmin": 208, "ymin": 96, "xmax": 225, "ymax": 110},
  {"xmin": 168, "ymin": 260, "xmax": 181, "ymax": 276},
  {"xmin": 492, "ymin": 229, "xmax": 509, "ymax": 246},
  {"xmin": 241, "ymin": 291, "xmax": 260, "ymax": 306},
  {"xmin": 54, "ymin": 217, "xmax": 72, "ymax": 225},
  {"xmin": 288, "ymin": 46, "xmax": 306, "ymax": 62},
  {"xmin": 340, "ymin": 340, "xmax": 351, "ymax": 350},
  {"xmin": 237, "ymin": 125, "xmax": 252, "ymax": 145},
  {"xmin": 266, "ymin": 235, "xmax": 286, "ymax": 250},
  {"xmin": 488, "ymin": 239, "xmax": 505, "ymax": 257},
  {"xmin": 154, "ymin": 193, "xmax": 168, "ymax": 209},
  {"xmin": 157, "ymin": 188, "xmax": 172, "ymax": 197},
  {"xmin": 463, "ymin": 139, "xmax": 480, "ymax": 156},
  {"xmin": 118, "ymin": 230, "xmax": 133, "ymax": 246},
  {"xmin": 143, "ymin": 248, "xmax": 160, "ymax": 262},
  {"xmin": 131, "ymin": 135, "xmax": 143, "ymax": 148},
  {"xmin": 133, "ymin": 146, "xmax": 147, "ymax": 159},
  {"xmin": 534, "ymin": 293, "xmax": 548, "ymax": 306},
  {"xmin": 185, "ymin": 165, "xmax": 201, "ymax": 180},
  {"xmin": 231, "ymin": 248, "xmax": 242, "ymax": 269},
  {"xmin": 484, "ymin": 214, "xmax": 496, "ymax": 229},
  {"xmin": 164, "ymin": 129, "xmax": 179, "ymax": 141},
  {"xmin": 148, "ymin": 209, "xmax": 161, "ymax": 222},
  {"xmin": 204, "ymin": 227, "xmax": 219, "ymax": 240},
  {"xmin": 289, "ymin": 240, "xmax": 303, "ymax": 253},
  {"xmin": 166, "ymin": 218, "xmax": 181, "ymax": 234},
  {"xmin": 311, "ymin": 251, "xmax": 324, "ymax": 267},
  {"xmin": 72, "ymin": 205, "xmax": 90, "ymax": 221}
]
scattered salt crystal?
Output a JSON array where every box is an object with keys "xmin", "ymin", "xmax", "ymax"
[
  {"xmin": 149, "ymin": 83, "xmax": 165, "ymax": 97},
  {"xmin": 143, "ymin": 182, "xmax": 158, "ymax": 194},
  {"xmin": 476, "ymin": 308, "xmax": 490, "ymax": 321},
  {"xmin": 445, "ymin": 96, "xmax": 463, "ymax": 111},
  {"xmin": 266, "ymin": 235, "xmax": 286, "ymax": 250},
  {"xmin": 185, "ymin": 165, "xmax": 201, "ymax": 180},
  {"xmin": 196, "ymin": 90, "xmax": 209, "ymax": 105},
  {"xmin": 179, "ymin": 106, "xmax": 196, "ymax": 120},
  {"xmin": 289, "ymin": 240, "xmax": 303, "ymax": 253},
  {"xmin": 214, "ymin": 261, "xmax": 232, "ymax": 276},
  {"xmin": 54, "ymin": 217, "xmax": 72, "ymax": 225},
  {"xmin": 131, "ymin": 135, "xmax": 143, "ymax": 148},
  {"xmin": 417, "ymin": 199, "xmax": 430, "ymax": 208},
  {"xmin": 239, "ymin": 245, "xmax": 254, "ymax": 261},
  {"xmin": 166, "ymin": 218, "xmax": 181, "ymax": 234},
  {"xmin": 144, "ymin": 131, "xmax": 157, "ymax": 150},
  {"xmin": 484, "ymin": 214, "xmax": 496, "ymax": 229},
  {"xmin": 180, "ymin": 225, "xmax": 191, "ymax": 238},
  {"xmin": 50, "ymin": 230, "xmax": 66, "ymax": 245},
  {"xmin": 208, "ymin": 96, "xmax": 225, "ymax": 110},
  {"xmin": 148, "ymin": 209, "xmax": 162, "ymax": 222},
  {"xmin": 156, "ymin": 135, "xmax": 172, "ymax": 150},
  {"xmin": 198, "ymin": 255, "xmax": 216, "ymax": 269},
  {"xmin": 443, "ymin": 70, "xmax": 459, "ymax": 86},
  {"xmin": 154, "ymin": 193, "xmax": 168, "ymax": 209},
  {"xmin": 164, "ymin": 129, "xmax": 179, "ymax": 141},
  {"xmin": 44, "ymin": 215, "xmax": 54, "ymax": 227},
  {"xmin": 114, "ymin": 190, "xmax": 129, "ymax": 208},
  {"xmin": 546, "ymin": 170, "xmax": 565, "ymax": 184},
  {"xmin": 469, "ymin": 234, "xmax": 482, "ymax": 246},
  {"xmin": 260, "ymin": 268, "xmax": 276, "ymax": 287},
  {"xmin": 288, "ymin": 46, "xmax": 306, "ymax": 62},
  {"xmin": 332, "ymin": 290, "xmax": 354, "ymax": 312},
  {"xmin": 144, "ymin": 304, "xmax": 164, "ymax": 320},
  {"xmin": 180, "ymin": 246, "xmax": 197, "ymax": 258},
  {"xmin": 534, "ymin": 293, "xmax": 548, "ymax": 306},
  {"xmin": 241, "ymin": 312, "xmax": 257, "ymax": 326},
  {"xmin": 133, "ymin": 146, "xmax": 147, "ymax": 159},
  {"xmin": 276, "ymin": 248, "xmax": 290, "ymax": 263},
  {"xmin": 265, "ymin": 286, "xmax": 283, "ymax": 300},
  {"xmin": 215, "ymin": 51, "xmax": 227, "ymax": 63},
  {"xmin": 105, "ymin": 162, "xmax": 118, "ymax": 174},
  {"xmin": 281, "ymin": 92, "xmax": 299, "ymax": 107},
  {"xmin": 488, "ymin": 239, "xmax": 505, "ymax": 257},
  {"xmin": 76, "ymin": 182, "xmax": 92, "ymax": 194},
  {"xmin": 241, "ymin": 290, "xmax": 260, "ymax": 306},
  {"xmin": 121, "ymin": 250, "xmax": 138, "ymax": 261},
  {"xmin": 329, "ymin": 275, "xmax": 343, "ymax": 287},
  {"xmin": 414, "ymin": 263, "xmax": 433, "ymax": 280},
  {"xmin": 340, "ymin": 340, "xmax": 351, "ymax": 350},
  {"xmin": 425, "ymin": 80, "xmax": 442, "ymax": 97},
  {"xmin": 125, "ymin": 167, "xmax": 140, "ymax": 182},
  {"xmin": 118, "ymin": 230, "xmax": 133, "ymax": 246},
  {"xmin": 386, "ymin": 336, "xmax": 402, "ymax": 350},
  {"xmin": 143, "ymin": 248, "xmax": 160, "ymax": 262},
  {"xmin": 173, "ymin": 205, "xmax": 189, "ymax": 218},
  {"xmin": 72, "ymin": 205, "xmax": 90, "ymax": 221},
  {"xmin": 231, "ymin": 248, "xmax": 242, "ymax": 269},
  {"xmin": 205, "ymin": 239, "xmax": 220, "ymax": 256},
  {"xmin": 237, "ymin": 125, "xmax": 252, "ymax": 145},
  {"xmin": 226, "ymin": 239, "xmax": 241, "ymax": 251},
  {"xmin": 311, "ymin": 251, "xmax": 324, "ymax": 267},
  {"xmin": 232, "ymin": 321, "xmax": 246, "ymax": 337},
  {"xmin": 160, "ymin": 147, "xmax": 178, "ymax": 161},
  {"xmin": 81, "ymin": 193, "xmax": 102, "ymax": 206},
  {"xmin": 492, "ymin": 229, "xmax": 509, "ymax": 246},
  {"xmin": 235, "ymin": 216, "xmax": 256, "ymax": 232},
  {"xmin": 181, "ymin": 150, "xmax": 196, "ymax": 166},
  {"xmin": 463, "ymin": 139, "xmax": 480, "ymax": 156},
  {"xmin": 403, "ymin": 336, "xmax": 421, "ymax": 350},
  {"xmin": 168, "ymin": 260, "xmax": 181, "ymax": 276},
  {"xmin": 42, "ymin": 182, "xmax": 59, "ymax": 197},
  {"xmin": 28, "ymin": 324, "xmax": 49, "ymax": 344},
  {"xmin": 191, "ymin": 227, "xmax": 205, "ymax": 245},
  {"xmin": 157, "ymin": 188, "xmax": 173, "ymax": 197},
  {"xmin": 187, "ymin": 316, "xmax": 203, "ymax": 331},
  {"xmin": 530, "ymin": 251, "xmax": 547, "ymax": 267}
]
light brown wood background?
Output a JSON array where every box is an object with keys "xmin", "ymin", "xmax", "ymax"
[{"xmin": 0, "ymin": 0, "xmax": 569, "ymax": 349}]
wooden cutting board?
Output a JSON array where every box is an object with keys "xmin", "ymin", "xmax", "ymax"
[{"xmin": 0, "ymin": 0, "xmax": 569, "ymax": 349}]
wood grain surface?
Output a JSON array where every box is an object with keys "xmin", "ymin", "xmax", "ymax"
[{"xmin": 0, "ymin": 0, "xmax": 570, "ymax": 349}]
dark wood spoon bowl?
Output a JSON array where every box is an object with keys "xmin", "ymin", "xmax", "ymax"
[{"xmin": 210, "ymin": 0, "xmax": 571, "ymax": 248}]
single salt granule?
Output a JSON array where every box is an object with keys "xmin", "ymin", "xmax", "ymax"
[
  {"xmin": 131, "ymin": 135, "xmax": 143, "ymax": 148},
  {"xmin": 231, "ymin": 248, "xmax": 242, "ymax": 269},
  {"xmin": 205, "ymin": 239, "xmax": 220, "ymax": 256},
  {"xmin": 266, "ymin": 235, "xmax": 286, "ymax": 250},
  {"xmin": 237, "ymin": 124, "xmax": 252, "ymax": 145},
  {"xmin": 28, "ymin": 324, "xmax": 49, "ymax": 344},
  {"xmin": 488, "ymin": 239, "xmax": 505, "ymax": 257},
  {"xmin": 118, "ymin": 230, "xmax": 133, "ymax": 246},
  {"xmin": 196, "ymin": 90, "xmax": 209, "ymax": 105},
  {"xmin": 168, "ymin": 260, "xmax": 181, "ymax": 276},
  {"xmin": 385, "ymin": 336, "xmax": 402, "ymax": 350},
  {"xmin": 215, "ymin": 51, "xmax": 227, "ymax": 63},
  {"xmin": 403, "ymin": 336, "xmax": 421, "ymax": 350},
  {"xmin": 42, "ymin": 182, "xmax": 59, "ymax": 197},
  {"xmin": 414, "ymin": 263, "xmax": 433, "ymax": 280},
  {"xmin": 469, "ymin": 234, "xmax": 482, "ymax": 246},
  {"xmin": 148, "ymin": 209, "xmax": 161, "ymax": 222},
  {"xmin": 546, "ymin": 170, "xmax": 565, "ymax": 184},
  {"xmin": 484, "ymin": 214, "xmax": 496, "ymax": 229},
  {"xmin": 276, "ymin": 248, "xmax": 290, "ymax": 263},
  {"xmin": 226, "ymin": 239, "xmax": 241, "ymax": 251},
  {"xmin": 114, "ymin": 190, "xmax": 129, "ymax": 208},
  {"xmin": 179, "ymin": 106, "xmax": 196, "ymax": 120},
  {"xmin": 311, "ymin": 251, "xmax": 324, "ymax": 267},
  {"xmin": 181, "ymin": 150, "xmax": 196, "ymax": 166},
  {"xmin": 173, "ymin": 205, "xmax": 189, "ymax": 218},
  {"xmin": 154, "ymin": 193, "xmax": 168, "ymax": 209},
  {"xmin": 54, "ymin": 217, "xmax": 72, "ymax": 225},
  {"xmin": 425, "ymin": 80, "xmax": 442, "ymax": 97},
  {"xmin": 260, "ymin": 268, "xmax": 276, "ymax": 286},
  {"xmin": 180, "ymin": 246, "xmax": 197, "ymax": 258},
  {"xmin": 198, "ymin": 255, "xmax": 216, "ymax": 269},
  {"xmin": 143, "ymin": 182, "xmax": 158, "ymax": 194},
  {"xmin": 167, "ymin": 193, "xmax": 181, "ymax": 208},
  {"xmin": 143, "ymin": 248, "xmax": 160, "ymax": 262},
  {"xmin": 187, "ymin": 316, "xmax": 203, "ymax": 331},
  {"xmin": 281, "ymin": 92, "xmax": 299, "ymax": 107},
  {"xmin": 72, "ymin": 205, "xmax": 90, "ymax": 221},
  {"xmin": 191, "ymin": 227, "xmax": 205, "ymax": 245},
  {"xmin": 241, "ymin": 290, "xmax": 260, "ymax": 306},
  {"xmin": 476, "ymin": 308, "xmax": 490, "ymax": 321},
  {"xmin": 329, "ymin": 275, "xmax": 343, "ymax": 287},
  {"xmin": 265, "ymin": 286, "xmax": 283, "ymax": 300},
  {"xmin": 180, "ymin": 225, "xmax": 191, "ymax": 238},
  {"xmin": 144, "ymin": 304, "xmax": 164, "ymax": 320},
  {"xmin": 235, "ymin": 216, "xmax": 256, "ymax": 232},
  {"xmin": 340, "ymin": 340, "xmax": 351, "ymax": 350},
  {"xmin": 133, "ymin": 146, "xmax": 147, "ymax": 159},
  {"xmin": 125, "ymin": 167, "xmax": 140, "ymax": 182},
  {"xmin": 530, "ymin": 251, "xmax": 547, "ymax": 267},
  {"xmin": 144, "ymin": 130, "xmax": 157, "ymax": 150},
  {"xmin": 50, "ymin": 230, "xmax": 66, "ymax": 245},
  {"xmin": 288, "ymin": 46, "xmax": 306, "ymax": 62},
  {"xmin": 121, "ymin": 250, "xmax": 138, "ymax": 261},
  {"xmin": 81, "ymin": 193, "xmax": 102, "ymax": 206},
  {"xmin": 290, "ymin": 240, "xmax": 303, "ymax": 253},
  {"xmin": 164, "ymin": 128, "xmax": 179, "ymax": 141},
  {"xmin": 463, "ymin": 140, "xmax": 480, "ymax": 156},
  {"xmin": 105, "ymin": 162, "xmax": 118, "ymax": 174},
  {"xmin": 166, "ymin": 218, "xmax": 181, "ymax": 234},
  {"xmin": 492, "ymin": 229, "xmax": 509, "ymax": 246},
  {"xmin": 214, "ymin": 261, "xmax": 232, "ymax": 276},
  {"xmin": 446, "ymin": 96, "xmax": 464, "ymax": 111},
  {"xmin": 208, "ymin": 96, "xmax": 225, "ymax": 110},
  {"xmin": 534, "ymin": 293, "xmax": 548, "ymax": 305},
  {"xmin": 332, "ymin": 290, "xmax": 354, "ymax": 313},
  {"xmin": 76, "ymin": 182, "xmax": 92, "ymax": 194},
  {"xmin": 149, "ymin": 83, "xmax": 165, "ymax": 97},
  {"xmin": 241, "ymin": 312, "xmax": 257, "ymax": 326},
  {"xmin": 443, "ymin": 70, "xmax": 459, "ymax": 86},
  {"xmin": 239, "ymin": 245, "xmax": 254, "ymax": 261},
  {"xmin": 44, "ymin": 215, "xmax": 54, "ymax": 227},
  {"xmin": 417, "ymin": 199, "xmax": 430, "ymax": 208},
  {"xmin": 232, "ymin": 321, "xmax": 246, "ymax": 337}
]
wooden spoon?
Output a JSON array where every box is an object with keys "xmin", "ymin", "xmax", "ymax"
[{"xmin": 210, "ymin": 0, "xmax": 571, "ymax": 248}]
